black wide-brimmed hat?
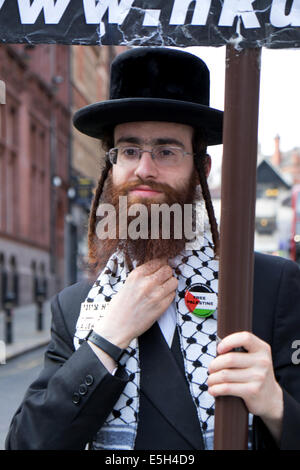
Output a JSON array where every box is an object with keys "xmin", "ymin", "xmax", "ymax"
[{"xmin": 73, "ymin": 47, "xmax": 223, "ymax": 146}]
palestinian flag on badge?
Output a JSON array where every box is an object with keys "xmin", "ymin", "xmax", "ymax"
[{"xmin": 184, "ymin": 283, "xmax": 217, "ymax": 318}]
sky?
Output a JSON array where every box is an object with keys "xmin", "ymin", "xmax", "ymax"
[{"xmin": 183, "ymin": 46, "xmax": 300, "ymax": 186}]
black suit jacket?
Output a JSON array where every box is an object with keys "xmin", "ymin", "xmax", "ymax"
[{"xmin": 5, "ymin": 253, "xmax": 300, "ymax": 450}]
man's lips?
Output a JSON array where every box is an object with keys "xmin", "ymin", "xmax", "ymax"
[{"xmin": 129, "ymin": 186, "xmax": 163, "ymax": 197}]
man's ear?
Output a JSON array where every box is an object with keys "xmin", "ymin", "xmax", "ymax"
[{"xmin": 204, "ymin": 154, "xmax": 212, "ymax": 178}]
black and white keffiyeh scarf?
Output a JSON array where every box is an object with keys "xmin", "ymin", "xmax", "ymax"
[{"xmin": 74, "ymin": 234, "xmax": 219, "ymax": 450}]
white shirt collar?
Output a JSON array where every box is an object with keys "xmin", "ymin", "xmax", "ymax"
[{"xmin": 157, "ymin": 301, "xmax": 177, "ymax": 347}]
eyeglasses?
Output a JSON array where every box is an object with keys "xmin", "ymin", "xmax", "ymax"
[{"xmin": 106, "ymin": 146, "xmax": 194, "ymax": 168}]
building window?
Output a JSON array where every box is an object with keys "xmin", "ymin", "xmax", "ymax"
[
  {"xmin": 1, "ymin": 99, "xmax": 20, "ymax": 235},
  {"xmin": 30, "ymin": 123, "xmax": 49, "ymax": 244},
  {"xmin": 5, "ymin": 152, "xmax": 18, "ymax": 234},
  {"xmin": 6, "ymin": 105, "xmax": 18, "ymax": 148}
]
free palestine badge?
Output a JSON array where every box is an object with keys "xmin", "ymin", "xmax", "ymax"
[{"xmin": 184, "ymin": 283, "xmax": 217, "ymax": 318}]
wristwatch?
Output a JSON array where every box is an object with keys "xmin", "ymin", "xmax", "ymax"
[{"xmin": 86, "ymin": 330, "xmax": 130, "ymax": 366}]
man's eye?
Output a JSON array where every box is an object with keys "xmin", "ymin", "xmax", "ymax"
[
  {"xmin": 158, "ymin": 147, "xmax": 176, "ymax": 157},
  {"xmin": 158, "ymin": 147, "xmax": 176, "ymax": 158},
  {"xmin": 123, "ymin": 148, "xmax": 139, "ymax": 157}
]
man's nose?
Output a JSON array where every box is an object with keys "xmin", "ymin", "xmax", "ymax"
[{"xmin": 134, "ymin": 151, "xmax": 159, "ymax": 180}]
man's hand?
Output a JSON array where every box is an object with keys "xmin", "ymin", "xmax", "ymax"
[
  {"xmin": 93, "ymin": 258, "xmax": 178, "ymax": 350},
  {"xmin": 207, "ymin": 331, "xmax": 283, "ymax": 444}
]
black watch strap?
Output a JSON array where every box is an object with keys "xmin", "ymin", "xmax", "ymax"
[{"xmin": 86, "ymin": 330, "xmax": 130, "ymax": 366}]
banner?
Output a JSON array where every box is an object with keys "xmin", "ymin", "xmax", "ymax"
[{"xmin": 1, "ymin": 1, "xmax": 300, "ymax": 49}]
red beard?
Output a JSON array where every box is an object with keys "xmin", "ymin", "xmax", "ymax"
[{"xmin": 88, "ymin": 171, "xmax": 200, "ymax": 272}]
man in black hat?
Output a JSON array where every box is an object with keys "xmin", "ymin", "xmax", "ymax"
[{"xmin": 6, "ymin": 48, "xmax": 300, "ymax": 450}]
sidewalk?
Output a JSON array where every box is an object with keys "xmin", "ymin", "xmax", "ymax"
[{"xmin": 0, "ymin": 301, "xmax": 52, "ymax": 362}]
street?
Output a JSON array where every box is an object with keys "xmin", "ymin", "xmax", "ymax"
[{"xmin": 0, "ymin": 346, "xmax": 46, "ymax": 450}]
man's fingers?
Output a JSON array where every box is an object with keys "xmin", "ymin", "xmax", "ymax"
[
  {"xmin": 217, "ymin": 331, "xmax": 269, "ymax": 355},
  {"xmin": 208, "ymin": 351, "xmax": 254, "ymax": 373},
  {"xmin": 148, "ymin": 264, "xmax": 174, "ymax": 285},
  {"xmin": 158, "ymin": 290, "xmax": 177, "ymax": 313},
  {"xmin": 161, "ymin": 275, "xmax": 178, "ymax": 294},
  {"xmin": 132, "ymin": 257, "xmax": 168, "ymax": 276},
  {"xmin": 207, "ymin": 367, "xmax": 261, "ymax": 386},
  {"xmin": 207, "ymin": 382, "xmax": 253, "ymax": 399}
]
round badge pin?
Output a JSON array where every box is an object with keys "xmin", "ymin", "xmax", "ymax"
[{"xmin": 184, "ymin": 283, "xmax": 217, "ymax": 318}]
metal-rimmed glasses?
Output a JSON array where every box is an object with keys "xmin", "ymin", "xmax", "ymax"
[{"xmin": 106, "ymin": 146, "xmax": 194, "ymax": 168}]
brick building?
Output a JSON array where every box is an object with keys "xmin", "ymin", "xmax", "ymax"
[
  {"xmin": 0, "ymin": 43, "xmax": 127, "ymax": 307},
  {"xmin": 0, "ymin": 44, "xmax": 71, "ymax": 306},
  {"xmin": 69, "ymin": 45, "xmax": 126, "ymax": 283}
]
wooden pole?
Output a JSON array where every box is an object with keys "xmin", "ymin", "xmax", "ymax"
[{"xmin": 214, "ymin": 45, "xmax": 262, "ymax": 450}]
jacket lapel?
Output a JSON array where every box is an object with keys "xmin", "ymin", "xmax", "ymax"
[{"xmin": 138, "ymin": 322, "xmax": 204, "ymax": 450}]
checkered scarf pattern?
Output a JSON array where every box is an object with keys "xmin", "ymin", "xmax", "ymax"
[{"xmin": 74, "ymin": 234, "xmax": 218, "ymax": 450}]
